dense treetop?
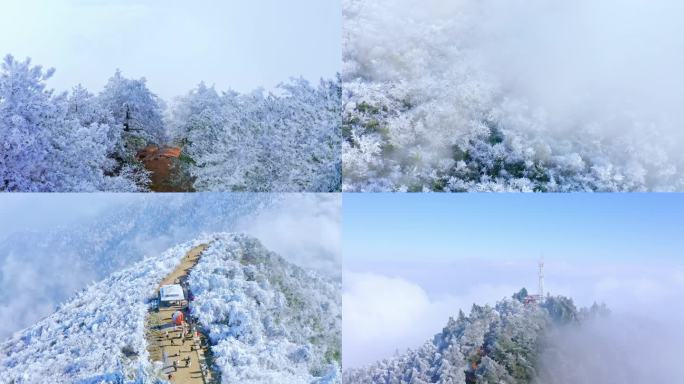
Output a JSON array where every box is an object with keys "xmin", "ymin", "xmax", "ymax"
[{"xmin": 0, "ymin": 55, "xmax": 341, "ymax": 192}]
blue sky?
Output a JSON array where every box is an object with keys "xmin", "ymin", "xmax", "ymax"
[
  {"xmin": 0, "ymin": 0, "xmax": 340, "ymax": 99},
  {"xmin": 343, "ymin": 193, "xmax": 684, "ymax": 367},
  {"xmin": 344, "ymin": 193, "xmax": 684, "ymax": 266}
]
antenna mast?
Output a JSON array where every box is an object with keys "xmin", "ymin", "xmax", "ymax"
[{"xmin": 538, "ymin": 258, "xmax": 545, "ymax": 298}]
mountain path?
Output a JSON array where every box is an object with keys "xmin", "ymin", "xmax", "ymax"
[
  {"xmin": 137, "ymin": 145, "xmax": 194, "ymax": 192},
  {"xmin": 145, "ymin": 244, "xmax": 215, "ymax": 383}
]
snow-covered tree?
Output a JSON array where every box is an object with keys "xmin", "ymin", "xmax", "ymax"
[
  {"xmin": 0, "ymin": 55, "xmax": 57, "ymax": 191},
  {"xmin": 168, "ymin": 81, "xmax": 223, "ymax": 144},
  {"xmin": 1, "ymin": 54, "xmax": 341, "ymax": 191},
  {"xmin": 0, "ymin": 55, "xmax": 140, "ymax": 191},
  {"xmin": 174, "ymin": 77, "xmax": 342, "ymax": 192},
  {"xmin": 0, "ymin": 233, "xmax": 342, "ymax": 383},
  {"xmin": 343, "ymin": 291, "xmax": 600, "ymax": 384},
  {"xmin": 99, "ymin": 69, "xmax": 166, "ymax": 149},
  {"xmin": 342, "ymin": 0, "xmax": 684, "ymax": 192},
  {"xmin": 188, "ymin": 235, "xmax": 342, "ymax": 382},
  {"xmin": 65, "ymin": 84, "xmax": 146, "ymax": 191}
]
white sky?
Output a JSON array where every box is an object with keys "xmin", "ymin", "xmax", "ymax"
[
  {"xmin": 0, "ymin": 193, "xmax": 142, "ymax": 235},
  {"xmin": 0, "ymin": 0, "xmax": 341, "ymax": 100}
]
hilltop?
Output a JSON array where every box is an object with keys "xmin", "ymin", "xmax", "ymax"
[
  {"xmin": 343, "ymin": 289, "xmax": 608, "ymax": 384},
  {"xmin": 0, "ymin": 233, "xmax": 341, "ymax": 384}
]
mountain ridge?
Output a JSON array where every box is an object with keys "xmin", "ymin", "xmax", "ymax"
[
  {"xmin": 0, "ymin": 233, "xmax": 341, "ymax": 384},
  {"xmin": 343, "ymin": 289, "xmax": 608, "ymax": 384}
]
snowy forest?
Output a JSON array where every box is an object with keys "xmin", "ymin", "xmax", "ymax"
[
  {"xmin": 0, "ymin": 193, "xmax": 341, "ymax": 383},
  {"xmin": 343, "ymin": 290, "xmax": 611, "ymax": 384},
  {"xmin": 0, "ymin": 193, "xmax": 340, "ymax": 341},
  {"xmin": 342, "ymin": 0, "xmax": 684, "ymax": 192},
  {"xmin": 0, "ymin": 234, "xmax": 342, "ymax": 383},
  {"xmin": 0, "ymin": 55, "xmax": 341, "ymax": 192}
]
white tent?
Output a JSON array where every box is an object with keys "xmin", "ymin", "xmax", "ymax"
[{"xmin": 159, "ymin": 284, "xmax": 185, "ymax": 302}]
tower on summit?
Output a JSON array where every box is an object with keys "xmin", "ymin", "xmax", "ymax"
[{"xmin": 538, "ymin": 258, "xmax": 545, "ymax": 298}]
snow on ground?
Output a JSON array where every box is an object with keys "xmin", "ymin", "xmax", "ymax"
[
  {"xmin": 0, "ymin": 193, "xmax": 269, "ymax": 340},
  {"xmin": 0, "ymin": 233, "xmax": 341, "ymax": 384},
  {"xmin": 189, "ymin": 234, "xmax": 341, "ymax": 384},
  {"xmin": 0, "ymin": 236, "xmax": 211, "ymax": 383}
]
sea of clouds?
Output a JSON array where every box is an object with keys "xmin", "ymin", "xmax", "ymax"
[
  {"xmin": 344, "ymin": 0, "xmax": 684, "ymax": 190},
  {"xmin": 343, "ymin": 258, "xmax": 684, "ymax": 370}
]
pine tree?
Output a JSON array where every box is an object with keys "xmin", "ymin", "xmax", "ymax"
[{"xmin": 0, "ymin": 55, "xmax": 139, "ymax": 191}]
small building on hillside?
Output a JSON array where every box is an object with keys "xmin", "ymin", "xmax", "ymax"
[{"xmin": 159, "ymin": 284, "xmax": 185, "ymax": 306}]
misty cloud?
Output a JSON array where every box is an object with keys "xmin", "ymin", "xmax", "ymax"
[
  {"xmin": 236, "ymin": 194, "xmax": 341, "ymax": 276},
  {"xmin": 343, "ymin": 271, "xmax": 517, "ymax": 368},
  {"xmin": 0, "ymin": 194, "xmax": 339, "ymax": 340},
  {"xmin": 343, "ymin": 258, "xmax": 684, "ymax": 369},
  {"xmin": 343, "ymin": 0, "xmax": 684, "ymax": 190},
  {"xmin": 536, "ymin": 315, "xmax": 684, "ymax": 383}
]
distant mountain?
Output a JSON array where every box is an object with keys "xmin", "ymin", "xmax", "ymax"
[
  {"xmin": 0, "ymin": 233, "xmax": 341, "ymax": 384},
  {"xmin": 343, "ymin": 289, "xmax": 608, "ymax": 384}
]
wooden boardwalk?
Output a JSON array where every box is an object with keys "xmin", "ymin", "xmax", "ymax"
[{"xmin": 145, "ymin": 244, "xmax": 216, "ymax": 383}]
